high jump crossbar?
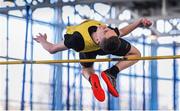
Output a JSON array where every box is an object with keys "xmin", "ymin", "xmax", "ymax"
[{"xmin": 0, "ymin": 55, "xmax": 180, "ymax": 65}]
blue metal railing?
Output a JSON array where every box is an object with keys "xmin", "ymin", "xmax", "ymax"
[{"xmin": 21, "ymin": 5, "xmax": 30, "ymax": 110}]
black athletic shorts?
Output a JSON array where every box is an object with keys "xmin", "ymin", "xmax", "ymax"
[{"xmin": 79, "ymin": 38, "xmax": 131, "ymax": 67}]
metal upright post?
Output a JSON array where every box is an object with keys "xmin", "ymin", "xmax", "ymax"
[
  {"xmin": 66, "ymin": 50, "xmax": 70, "ymax": 110},
  {"xmin": 21, "ymin": 5, "xmax": 30, "ymax": 110},
  {"xmin": 53, "ymin": 6, "xmax": 63, "ymax": 110},
  {"xmin": 66, "ymin": 17, "xmax": 70, "ymax": 110},
  {"xmin": 73, "ymin": 63, "xmax": 77, "ymax": 110},
  {"xmin": 79, "ymin": 69, "xmax": 83, "ymax": 110},
  {"xmin": 150, "ymin": 42, "xmax": 158, "ymax": 110},
  {"xmin": 52, "ymin": 66, "xmax": 56, "ymax": 110},
  {"xmin": 173, "ymin": 41, "xmax": 177, "ymax": 110},
  {"xmin": 129, "ymin": 67, "xmax": 132, "ymax": 110},
  {"xmin": 5, "ymin": 14, "xmax": 9, "ymax": 110},
  {"xmin": 142, "ymin": 35, "xmax": 146, "ymax": 110},
  {"xmin": 29, "ymin": 11, "xmax": 33, "ymax": 110}
]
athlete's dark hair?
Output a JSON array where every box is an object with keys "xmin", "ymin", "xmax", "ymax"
[{"xmin": 99, "ymin": 36, "xmax": 121, "ymax": 53}]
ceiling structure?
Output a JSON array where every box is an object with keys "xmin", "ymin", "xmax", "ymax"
[
  {"xmin": 0, "ymin": 0, "xmax": 179, "ymax": 17},
  {"xmin": 0, "ymin": 0, "xmax": 180, "ymax": 38}
]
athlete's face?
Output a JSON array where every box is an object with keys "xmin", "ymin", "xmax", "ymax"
[{"xmin": 96, "ymin": 25, "xmax": 117, "ymax": 44}]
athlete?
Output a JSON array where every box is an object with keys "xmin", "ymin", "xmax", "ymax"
[{"xmin": 34, "ymin": 18, "xmax": 152, "ymax": 102}]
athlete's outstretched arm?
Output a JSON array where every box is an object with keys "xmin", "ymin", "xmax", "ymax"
[
  {"xmin": 34, "ymin": 33, "xmax": 68, "ymax": 54},
  {"xmin": 119, "ymin": 18, "xmax": 152, "ymax": 37}
]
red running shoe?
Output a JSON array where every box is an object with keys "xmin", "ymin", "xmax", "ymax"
[
  {"xmin": 101, "ymin": 71, "xmax": 119, "ymax": 97},
  {"xmin": 89, "ymin": 74, "xmax": 105, "ymax": 102}
]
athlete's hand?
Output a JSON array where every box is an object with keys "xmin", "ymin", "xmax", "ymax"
[
  {"xmin": 34, "ymin": 33, "xmax": 47, "ymax": 43},
  {"xmin": 139, "ymin": 18, "xmax": 152, "ymax": 28}
]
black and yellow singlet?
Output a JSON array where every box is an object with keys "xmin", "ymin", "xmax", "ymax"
[
  {"xmin": 64, "ymin": 19, "xmax": 120, "ymax": 53},
  {"xmin": 64, "ymin": 20, "xmax": 104, "ymax": 52}
]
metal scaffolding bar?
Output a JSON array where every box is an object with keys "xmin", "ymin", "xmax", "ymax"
[
  {"xmin": 142, "ymin": 35, "xmax": 146, "ymax": 110},
  {"xmin": 21, "ymin": 5, "xmax": 30, "ymax": 110},
  {"xmin": 173, "ymin": 41, "xmax": 178, "ymax": 110}
]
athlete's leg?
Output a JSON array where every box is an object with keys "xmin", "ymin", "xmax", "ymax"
[
  {"xmin": 101, "ymin": 38, "xmax": 141, "ymax": 97},
  {"xmin": 79, "ymin": 52, "xmax": 96, "ymax": 80},
  {"xmin": 79, "ymin": 52, "xmax": 105, "ymax": 102}
]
